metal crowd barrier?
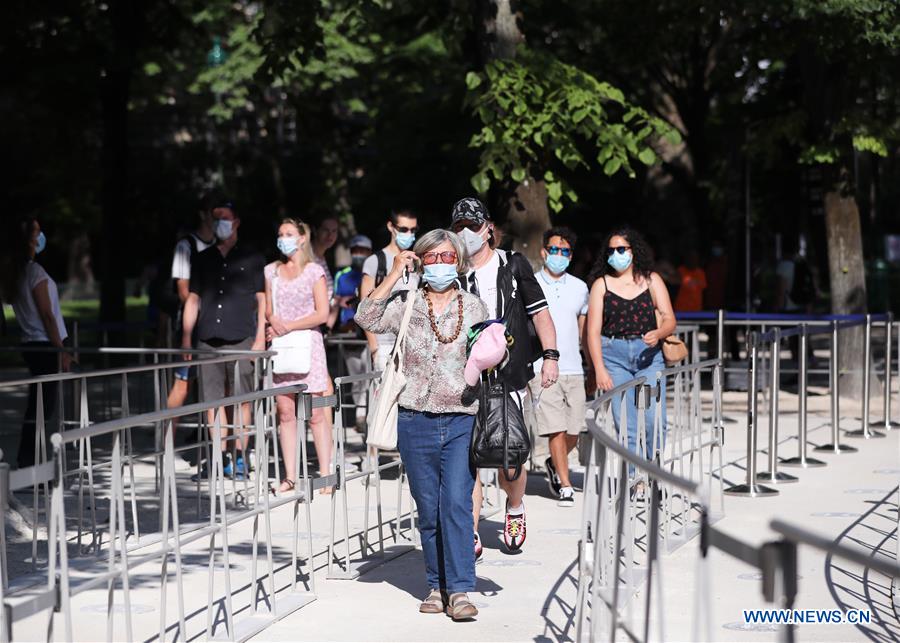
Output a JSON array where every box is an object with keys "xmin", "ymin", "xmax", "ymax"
[
  {"xmin": 0, "ymin": 384, "xmax": 333, "ymax": 642},
  {"xmin": 574, "ymin": 369, "xmax": 900, "ymax": 642},
  {"xmin": 326, "ymin": 372, "xmax": 418, "ymax": 580},
  {"xmin": 0, "ymin": 350, "xmax": 270, "ymax": 582},
  {"xmin": 680, "ymin": 311, "xmax": 896, "ymax": 420},
  {"xmin": 725, "ymin": 315, "xmax": 884, "ymax": 497}
]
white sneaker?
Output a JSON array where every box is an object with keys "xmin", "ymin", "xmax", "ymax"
[{"xmin": 557, "ymin": 487, "xmax": 575, "ymax": 507}]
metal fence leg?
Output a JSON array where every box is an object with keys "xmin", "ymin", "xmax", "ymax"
[
  {"xmin": 847, "ymin": 314, "xmax": 886, "ymax": 439},
  {"xmin": 758, "ymin": 329, "xmax": 797, "ymax": 484},
  {"xmin": 871, "ymin": 313, "xmax": 895, "ymax": 429},
  {"xmin": 725, "ymin": 332, "xmax": 778, "ymax": 496},
  {"xmin": 815, "ymin": 321, "xmax": 858, "ymax": 454}
]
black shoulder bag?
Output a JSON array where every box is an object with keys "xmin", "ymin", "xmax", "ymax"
[{"xmin": 469, "ymin": 381, "xmax": 531, "ymax": 481}]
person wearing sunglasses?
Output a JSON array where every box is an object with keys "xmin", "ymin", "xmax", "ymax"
[
  {"xmin": 585, "ymin": 227, "xmax": 676, "ymax": 484},
  {"xmin": 356, "ymin": 229, "xmax": 488, "ymax": 620},
  {"xmin": 449, "ymin": 197, "xmax": 559, "ymax": 556},
  {"xmin": 531, "ymin": 227, "xmax": 589, "ymax": 509},
  {"xmin": 359, "ymin": 209, "xmax": 420, "ymax": 371}
]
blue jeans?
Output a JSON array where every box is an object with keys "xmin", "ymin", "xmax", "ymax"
[
  {"xmin": 601, "ymin": 337, "xmax": 666, "ymax": 464},
  {"xmin": 397, "ymin": 408, "xmax": 476, "ymax": 594}
]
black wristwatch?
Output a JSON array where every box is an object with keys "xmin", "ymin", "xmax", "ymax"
[{"xmin": 542, "ymin": 349, "xmax": 560, "ymax": 361}]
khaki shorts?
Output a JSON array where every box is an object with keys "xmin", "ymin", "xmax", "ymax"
[{"xmin": 528, "ymin": 374, "xmax": 587, "ymax": 437}]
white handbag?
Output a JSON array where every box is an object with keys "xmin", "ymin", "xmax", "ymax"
[
  {"xmin": 366, "ymin": 290, "xmax": 417, "ymax": 451},
  {"xmin": 270, "ymin": 267, "xmax": 312, "ymax": 375}
]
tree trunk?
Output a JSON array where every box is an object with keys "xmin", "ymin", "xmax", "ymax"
[
  {"xmin": 507, "ymin": 178, "xmax": 551, "ymax": 268},
  {"xmin": 477, "ymin": 0, "xmax": 550, "ymax": 264},
  {"xmin": 824, "ymin": 190, "xmax": 867, "ymax": 398}
]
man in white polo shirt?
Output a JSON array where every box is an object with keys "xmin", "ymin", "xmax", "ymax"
[{"xmin": 528, "ymin": 226, "xmax": 589, "ymax": 507}]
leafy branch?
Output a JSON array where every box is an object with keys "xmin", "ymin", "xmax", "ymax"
[{"xmin": 465, "ymin": 49, "xmax": 681, "ymax": 212}]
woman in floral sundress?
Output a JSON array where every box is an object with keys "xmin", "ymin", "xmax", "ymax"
[{"xmin": 265, "ymin": 218, "xmax": 332, "ymax": 494}]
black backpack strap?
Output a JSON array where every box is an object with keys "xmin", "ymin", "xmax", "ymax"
[{"xmin": 375, "ymin": 249, "xmax": 387, "ymax": 287}]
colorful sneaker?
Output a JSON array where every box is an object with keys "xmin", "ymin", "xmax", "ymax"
[
  {"xmin": 502, "ymin": 502, "xmax": 526, "ymax": 552},
  {"xmin": 222, "ymin": 453, "xmax": 234, "ymax": 478},
  {"xmin": 544, "ymin": 457, "xmax": 561, "ymax": 498},
  {"xmin": 474, "ymin": 533, "xmax": 483, "ymax": 563},
  {"xmin": 557, "ymin": 486, "xmax": 575, "ymax": 508}
]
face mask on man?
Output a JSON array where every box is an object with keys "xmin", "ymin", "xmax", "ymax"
[
  {"xmin": 607, "ymin": 251, "xmax": 632, "ymax": 272},
  {"xmin": 395, "ymin": 232, "xmax": 415, "ymax": 250},
  {"xmin": 351, "ymin": 255, "xmax": 367, "ymax": 270},
  {"xmin": 277, "ymin": 237, "xmax": 299, "ymax": 256},
  {"xmin": 35, "ymin": 231, "xmax": 47, "ymax": 255},
  {"xmin": 422, "ymin": 263, "xmax": 458, "ymax": 292},
  {"xmin": 460, "ymin": 228, "xmax": 486, "ymax": 256},
  {"xmin": 215, "ymin": 219, "xmax": 234, "ymax": 241},
  {"xmin": 545, "ymin": 255, "xmax": 569, "ymax": 275}
]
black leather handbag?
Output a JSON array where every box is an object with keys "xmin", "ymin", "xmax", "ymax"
[{"xmin": 469, "ymin": 381, "xmax": 531, "ymax": 481}]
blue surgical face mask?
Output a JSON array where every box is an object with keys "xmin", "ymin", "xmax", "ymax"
[
  {"xmin": 396, "ymin": 232, "xmax": 415, "ymax": 250},
  {"xmin": 545, "ymin": 254, "xmax": 569, "ymax": 275},
  {"xmin": 422, "ymin": 263, "xmax": 458, "ymax": 292},
  {"xmin": 607, "ymin": 251, "xmax": 632, "ymax": 272},
  {"xmin": 215, "ymin": 219, "xmax": 234, "ymax": 241},
  {"xmin": 277, "ymin": 237, "xmax": 299, "ymax": 256},
  {"xmin": 35, "ymin": 231, "xmax": 47, "ymax": 255}
]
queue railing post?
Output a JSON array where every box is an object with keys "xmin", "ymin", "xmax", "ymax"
[
  {"xmin": 846, "ymin": 314, "xmax": 885, "ymax": 439},
  {"xmin": 757, "ymin": 329, "xmax": 797, "ymax": 484},
  {"xmin": 871, "ymin": 312, "xmax": 895, "ymax": 430},
  {"xmin": 716, "ymin": 309, "xmax": 725, "ymax": 362},
  {"xmin": 814, "ymin": 321, "xmax": 858, "ymax": 454},
  {"xmin": 724, "ymin": 331, "xmax": 778, "ymax": 496},
  {"xmin": 782, "ymin": 324, "xmax": 825, "ymax": 468}
]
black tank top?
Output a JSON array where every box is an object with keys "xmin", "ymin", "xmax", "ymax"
[{"xmin": 601, "ymin": 276, "xmax": 657, "ymax": 337}]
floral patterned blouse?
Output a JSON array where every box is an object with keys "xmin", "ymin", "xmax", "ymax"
[{"xmin": 356, "ymin": 288, "xmax": 488, "ymax": 415}]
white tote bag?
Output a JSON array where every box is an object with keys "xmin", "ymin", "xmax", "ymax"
[
  {"xmin": 270, "ymin": 267, "xmax": 312, "ymax": 375},
  {"xmin": 366, "ymin": 290, "xmax": 417, "ymax": 451}
]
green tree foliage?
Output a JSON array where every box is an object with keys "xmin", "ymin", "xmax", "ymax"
[{"xmin": 465, "ymin": 50, "xmax": 680, "ymax": 212}]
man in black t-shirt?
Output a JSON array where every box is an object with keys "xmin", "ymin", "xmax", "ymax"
[
  {"xmin": 181, "ymin": 202, "xmax": 266, "ymax": 480},
  {"xmin": 451, "ymin": 197, "xmax": 559, "ymax": 557}
]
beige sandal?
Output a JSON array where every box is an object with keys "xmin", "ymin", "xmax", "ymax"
[
  {"xmin": 447, "ymin": 593, "xmax": 478, "ymax": 621},
  {"xmin": 419, "ymin": 589, "xmax": 445, "ymax": 614}
]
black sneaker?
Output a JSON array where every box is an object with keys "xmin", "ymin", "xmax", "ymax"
[
  {"xmin": 557, "ymin": 486, "xmax": 575, "ymax": 508},
  {"xmin": 544, "ymin": 457, "xmax": 562, "ymax": 498},
  {"xmin": 191, "ymin": 464, "xmax": 210, "ymax": 482}
]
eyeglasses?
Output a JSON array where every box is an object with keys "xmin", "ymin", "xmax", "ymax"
[
  {"xmin": 421, "ymin": 251, "xmax": 458, "ymax": 265},
  {"xmin": 451, "ymin": 220, "xmax": 483, "ymax": 233},
  {"xmin": 606, "ymin": 246, "xmax": 632, "ymax": 256},
  {"xmin": 545, "ymin": 246, "xmax": 572, "ymax": 258},
  {"xmin": 393, "ymin": 225, "xmax": 418, "ymax": 234}
]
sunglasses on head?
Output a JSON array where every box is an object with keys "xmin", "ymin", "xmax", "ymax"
[
  {"xmin": 451, "ymin": 220, "xmax": 483, "ymax": 233},
  {"xmin": 606, "ymin": 245, "xmax": 632, "ymax": 256},
  {"xmin": 421, "ymin": 251, "xmax": 458, "ymax": 265},
  {"xmin": 545, "ymin": 246, "xmax": 572, "ymax": 258},
  {"xmin": 393, "ymin": 224, "xmax": 418, "ymax": 234}
]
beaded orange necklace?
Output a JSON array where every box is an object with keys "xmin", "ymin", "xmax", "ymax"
[{"xmin": 425, "ymin": 290, "xmax": 464, "ymax": 344}]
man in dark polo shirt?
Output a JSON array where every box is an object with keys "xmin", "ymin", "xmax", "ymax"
[{"xmin": 181, "ymin": 200, "xmax": 266, "ymax": 479}]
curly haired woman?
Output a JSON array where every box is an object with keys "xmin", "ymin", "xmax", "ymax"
[{"xmin": 586, "ymin": 227, "xmax": 676, "ymax": 473}]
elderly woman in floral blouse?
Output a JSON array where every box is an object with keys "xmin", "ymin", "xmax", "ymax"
[{"xmin": 356, "ymin": 229, "xmax": 487, "ymax": 621}]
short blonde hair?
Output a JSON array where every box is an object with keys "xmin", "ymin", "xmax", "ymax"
[{"xmin": 413, "ymin": 229, "xmax": 469, "ymax": 274}]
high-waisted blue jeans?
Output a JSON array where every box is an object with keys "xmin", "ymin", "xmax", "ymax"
[
  {"xmin": 601, "ymin": 337, "xmax": 666, "ymax": 465},
  {"xmin": 397, "ymin": 408, "xmax": 476, "ymax": 594}
]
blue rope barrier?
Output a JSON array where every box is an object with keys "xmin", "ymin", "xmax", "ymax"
[{"xmin": 675, "ymin": 311, "xmax": 890, "ymax": 323}]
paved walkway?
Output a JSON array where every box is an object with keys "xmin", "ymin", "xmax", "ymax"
[{"xmin": 3, "ymin": 386, "xmax": 898, "ymax": 641}]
